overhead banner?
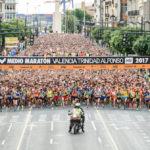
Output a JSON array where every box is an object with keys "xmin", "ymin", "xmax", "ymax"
[
  {"xmin": 0, "ymin": 64, "xmax": 150, "ymax": 70},
  {"xmin": 0, "ymin": 57, "xmax": 150, "ymax": 70},
  {"xmin": 0, "ymin": 57, "xmax": 150, "ymax": 65}
]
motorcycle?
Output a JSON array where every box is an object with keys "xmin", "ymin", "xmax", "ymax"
[
  {"xmin": 72, "ymin": 118, "xmax": 82, "ymax": 134},
  {"xmin": 68, "ymin": 111, "xmax": 83, "ymax": 134}
]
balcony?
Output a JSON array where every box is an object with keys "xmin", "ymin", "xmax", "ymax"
[{"xmin": 128, "ymin": 10, "xmax": 140, "ymax": 16}]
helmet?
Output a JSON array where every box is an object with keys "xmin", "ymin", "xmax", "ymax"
[{"xmin": 75, "ymin": 103, "xmax": 80, "ymax": 108}]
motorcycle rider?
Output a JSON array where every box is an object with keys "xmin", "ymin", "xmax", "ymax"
[{"xmin": 68, "ymin": 103, "xmax": 85, "ymax": 133}]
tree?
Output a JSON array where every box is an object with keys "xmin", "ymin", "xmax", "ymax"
[
  {"xmin": 66, "ymin": 11, "xmax": 75, "ymax": 33},
  {"xmin": 74, "ymin": 9, "xmax": 92, "ymax": 22},
  {"xmin": 109, "ymin": 30, "xmax": 124, "ymax": 54},
  {"xmin": 91, "ymin": 27, "xmax": 102, "ymax": 43},
  {"xmin": 1, "ymin": 19, "xmax": 31, "ymax": 38},
  {"xmin": 133, "ymin": 35, "xmax": 150, "ymax": 55},
  {"xmin": 102, "ymin": 29, "xmax": 111, "ymax": 46}
]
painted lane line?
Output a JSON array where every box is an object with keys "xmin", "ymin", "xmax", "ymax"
[
  {"xmin": 91, "ymin": 121, "xmax": 96, "ymax": 131},
  {"xmin": 96, "ymin": 109, "xmax": 119, "ymax": 150},
  {"xmin": 139, "ymin": 130, "xmax": 144, "ymax": 132},
  {"xmin": 51, "ymin": 121, "xmax": 54, "ymax": 131},
  {"xmin": 135, "ymin": 115, "xmax": 145, "ymax": 122},
  {"xmin": 141, "ymin": 133, "xmax": 147, "ymax": 136},
  {"xmin": 50, "ymin": 139, "xmax": 53, "ymax": 145},
  {"xmin": 146, "ymin": 140, "xmax": 150, "ymax": 143},
  {"xmin": 144, "ymin": 136, "xmax": 149, "ymax": 139},
  {"xmin": 98, "ymin": 137, "xmax": 102, "ymax": 144},
  {"xmin": 16, "ymin": 110, "xmax": 31, "ymax": 150},
  {"xmin": 38, "ymin": 114, "xmax": 47, "ymax": 122},
  {"xmin": 8, "ymin": 123, "xmax": 13, "ymax": 132},
  {"xmin": 1, "ymin": 140, "xmax": 5, "ymax": 145},
  {"xmin": 30, "ymin": 123, "xmax": 34, "ymax": 131},
  {"xmin": 88, "ymin": 113, "xmax": 91, "ymax": 119}
]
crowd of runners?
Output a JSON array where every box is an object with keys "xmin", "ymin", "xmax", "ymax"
[
  {"xmin": 0, "ymin": 70, "xmax": 150, "ymax": 111},
  {"xmin": 17, "ymin": 33, "xmax": 110, "ymax": 57},
  {"xmin": 0, "ymin": 33, "xmax": 150, "ymax": 111}
]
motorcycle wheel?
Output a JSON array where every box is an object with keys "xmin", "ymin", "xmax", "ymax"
[{"xmin": 74, "ymin": 124, "xmax": 78, "ymax": 134}]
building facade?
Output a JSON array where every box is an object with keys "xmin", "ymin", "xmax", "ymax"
[
  {"xmin": 17, "ymin": 14, "xmax": 53, "ymax": 32},
  {"xmin": 4, "ymin": 0, "xmax": 16, "ymax": 20},
  {"xmin": 81, "ymin": 1, "xmax": 95, "ymax": 18},
  {"xmin": 94, "ymin": 0, "xmax": 104, "ymax": 26},
  {"xmin": 143, "ymin": 0, "xmax": 150, "ymax": 31},
  {"xmin": 127, "ymin": 0, "xmax": 143, "ymax": 25},
  {"xmin": 0, "ymin": 0, "xmax": 5, "ymax": 18},
  {"xmin": 94, "ymin": 0, "xmax": 127, "ymax": 27},
  {"xmin": 128, "ymin": 0, "xmax": 150, "ymax": 30}
]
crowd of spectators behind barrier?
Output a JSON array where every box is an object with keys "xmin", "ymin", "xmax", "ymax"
[{"xmin": 0, "ymin": 33, "xmax": 150, "ymax": 111}]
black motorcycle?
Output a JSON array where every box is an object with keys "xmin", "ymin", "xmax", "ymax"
[
  {"xmin": 68, "ymin": 111, "xmax": 84, "ymax": 134},
  {"xmin": 72, "ymin": 119, "xmax": 82, "ymax": 134}
]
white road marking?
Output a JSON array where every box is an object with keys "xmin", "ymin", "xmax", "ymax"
[
  {"xmin": 51, "ymin": 121, "xmax": 54, "ymax": 131},
  {"xmin": 144, "ymin": 136, "xmax": 149, "ymax": 139},
  {"xmin": 122, "ymin": 115, "xmax": 132, "ymax": 122},
  {"xmin": 52, "ymin": 114, "xmax": 60, "ymax": 121},
  {"xmin": 8, "ymin": 123, "xmax": 12, "ymax": 132},
  {"xmin": 30, "ymin": 123, "xmax": 34, "ymax": 131},
  {"xmin": 109, "ymin": 123, "xmax": 129, "ymax": 130},
  {"xmin": 16, "ymin": 110, "xmax": 31, "ymax": 150},
  {"xmin": 135, "ymin": 115, "xmax": 145, "ymax": 122},
  {"xmin": 54, "ymin": 134, "xmax": 65, "ymax": 137},
  {"xmin": 146, "ymin": 140, "xmax": 150, "ymax": 143},
  {"xmin": 94, "ymin": 112, "xmax": 99, "ymax": 120},
  {"xmin": 96, "ymin": 109, "xmax": 119, "ymax": 150},
  {"xmin": 88, "ymin": 113, "xmax": 91, "ymax": 119},
  {"xmin": 38, "ymin": 114, "xmax": 47, "ymax": 122},
  {"xmin": 91, "ymin": 121, "xmax": 96, "ymax": 131},
  {"xmin": 85, "ymin": 114, "xmax": 89, "ymax": 121},
  {"xmin": 98, "ymin": 137, "xmax": 102, "ymax": 143},
  {"xmin": 141, "ymin": 133, "xmax": 147, "ymax": 136},
  {"xmin": 107, "ymin": 114, "xmax": 116, "ymax": 120},
  {"xmin": 10, "ymin": 115, "xmax": 19, "ymax": 123},
  {"xmin": 139, "ymin": 130, "xmax": 144, "ymax": 132},
  {"xmin": 0, "ymin": 116, "xmax": 6, "ymax": 123},
  {"xmin": 109, "ymin": 123, "xmax": 119, "ymax": 130},
  {"xmin": 1, "ymin": 140, "xmax": 5, "ymax": 145},
  {"xmin": 50, "ymin": 138, "xmax": 53, "ymax": 144}
]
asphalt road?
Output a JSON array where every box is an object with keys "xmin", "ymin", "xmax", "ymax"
[{"xmin": 0, "ymin": 107, "xmax": 150, "ymax": 150}]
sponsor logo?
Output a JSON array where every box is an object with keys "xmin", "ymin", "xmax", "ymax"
[
  {"xmin": 0, "ymin": 58, "xmax": 6, "ymax": 64},
  {"xmin": 125, "ymin": 58, "xmax": 133, "ymax": 64}
]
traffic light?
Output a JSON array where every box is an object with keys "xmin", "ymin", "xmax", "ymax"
[
  {"xmin": 30, "ymin": 34, "xmax": 34, "ymax": 46},
  {"xmin": 122, "ymin": 33, "xmax": 128, "ymax": 46}
]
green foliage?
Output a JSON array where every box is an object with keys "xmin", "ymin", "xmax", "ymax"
[
  {"xmin": 66, "ymin": 11, "xmax": 76, "ymax": 33},
  {"xmin": 133, "ymin": 35, "xmax": 150, "ymax": 55},
  {"xmin": 91, "ymin": 27, "xmax": 102, "ymax": 42},
  {"xmin": 74, "ymin": 8, "xmax": 92, "ymax": 22},
  {"xmin": 102, "ymin": 29, "xmax": 111, "ymax": 45},
  {"xmin": 109, "ymin": 30, "xmax": 124, "ymax": 54},
  {"xmin": 74, "ymin": 9, "xmax": 84, "ymax": 21},
  {"xmin": 62, "ymin": 8, "xmax": 93, "ymax": 33}
]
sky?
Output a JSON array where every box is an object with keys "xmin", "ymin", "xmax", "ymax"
[{"xmin": 16, "ymin": 0, "xmax": 94, "ymax": 14}]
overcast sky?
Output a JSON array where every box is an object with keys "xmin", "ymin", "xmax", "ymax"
[{"xmin": 16, "ymin": 0, "xmax": 94, "ymax": 14}]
